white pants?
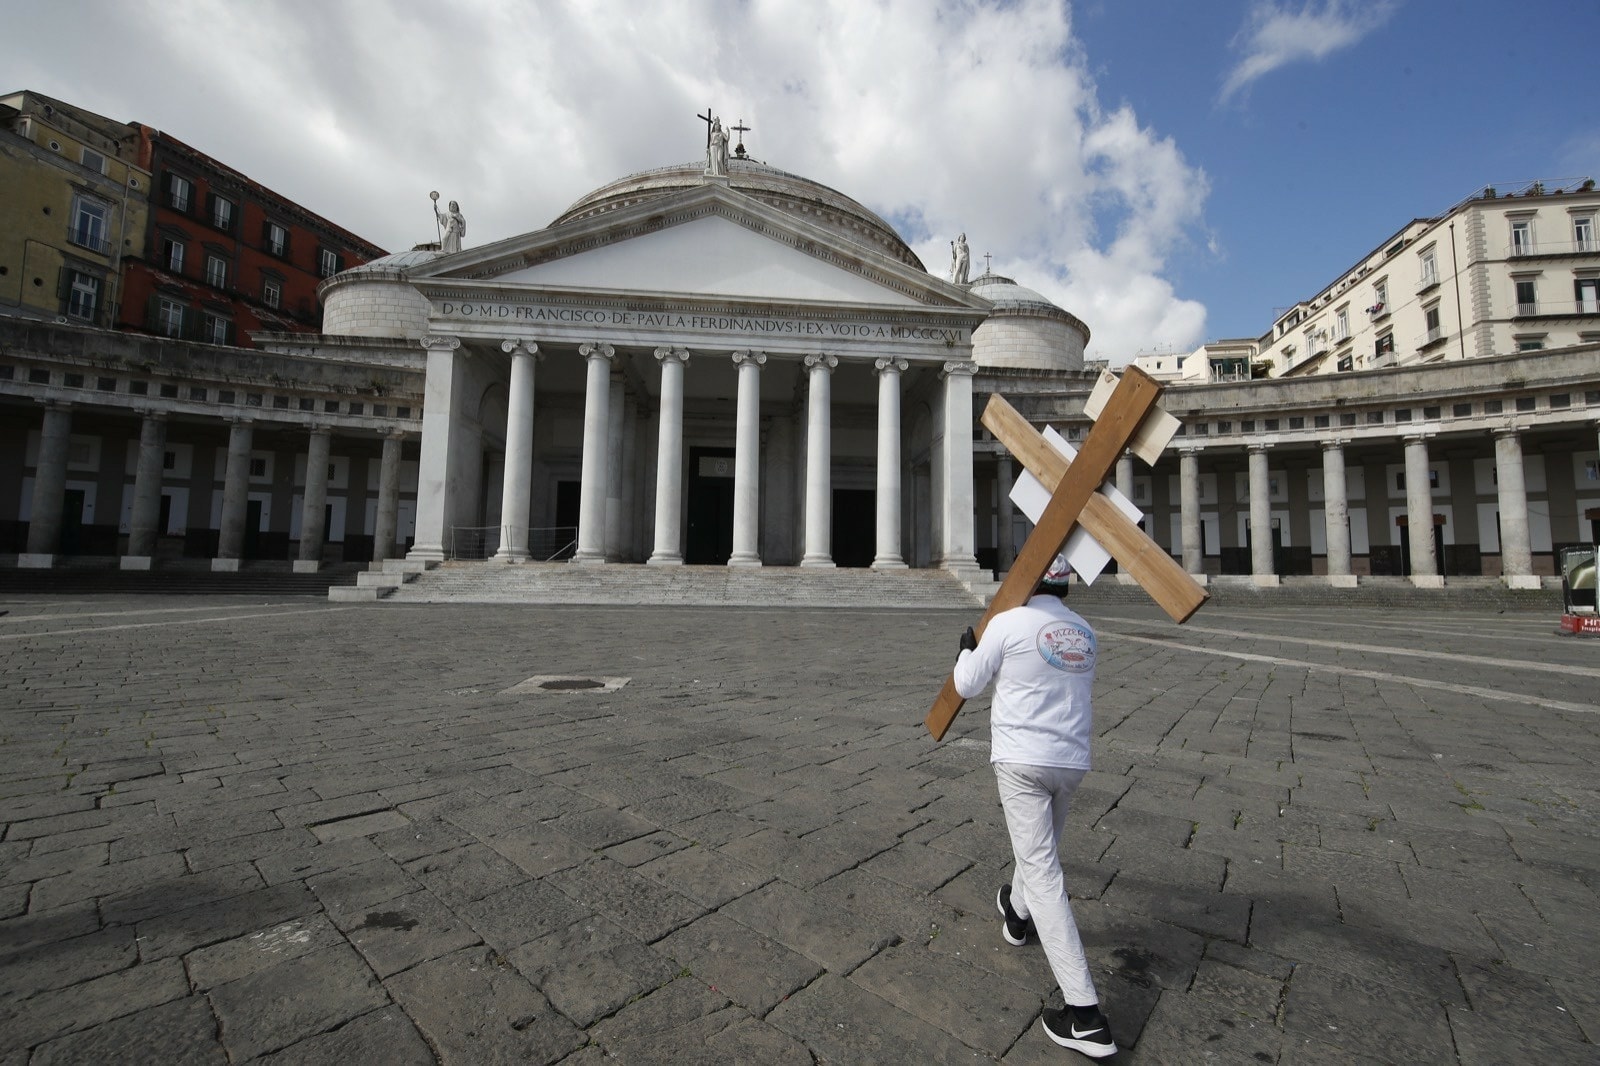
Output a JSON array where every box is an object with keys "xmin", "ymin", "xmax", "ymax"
[{"xmin": 995, "ymin": 762, "xmax": 1097, "ymax": 1006}]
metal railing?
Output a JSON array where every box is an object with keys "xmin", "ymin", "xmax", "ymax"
[
  {"xmin": 1505, "ymin": 238, "xmax": 1600, "ymax": 258},
  {"xmin": 66, "ymin": 225, "xmax": 110, "ymax": 254},
  {"xmin": 448, "ymin": 525, "xmax": 577, "ymax": 561}
]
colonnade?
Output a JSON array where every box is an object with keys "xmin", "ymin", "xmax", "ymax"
[
  {"xmin": 479, "ymin": 336, "xmax": 975, "ymax": 571},
  {"xmin": 983, "ymin": 421, "xmax": 1598, "ymax": 588},
  {"xmin": 18, "ymin": 400, "xmax": 408, "ymax": 570}
]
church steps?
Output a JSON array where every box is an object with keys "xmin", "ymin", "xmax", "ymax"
[{"xmin": 382, "ymin": 561, "xmax": 985, "ymax": 609}]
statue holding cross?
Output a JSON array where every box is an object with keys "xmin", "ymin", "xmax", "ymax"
[{"xmin": 698, "ymin": 108, "xmax": 730, "ymax": 177}]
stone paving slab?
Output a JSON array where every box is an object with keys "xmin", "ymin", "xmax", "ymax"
[{"xmin": 0, "ymin": 596, "xmax": 1596, "ymax": 1062}]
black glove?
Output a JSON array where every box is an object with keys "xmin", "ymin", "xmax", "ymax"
[{"xmin": 958, "ymin": 626, "xmax": 977, "ymax": 654}]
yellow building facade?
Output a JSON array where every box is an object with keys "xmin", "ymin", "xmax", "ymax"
[{"xmin": 0, "ymin": 91, "xmax": 150, "ymax": 328}]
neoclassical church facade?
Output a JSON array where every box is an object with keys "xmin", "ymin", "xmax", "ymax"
[{"xmin": 2, "ymin": 139, "xmax": 1596, "ymax": 590}]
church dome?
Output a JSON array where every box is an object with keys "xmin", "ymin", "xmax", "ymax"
[
  {"xmin": 967, "ymin": 271, "xmax": 1090, "ymax": 372},
  {"xmin": 552, "ymin": 158, "xmax": 925, "ymax": 271},
  {"xmin": 318, "ymin": 247, "xmax": 442, "ymax": 339}
]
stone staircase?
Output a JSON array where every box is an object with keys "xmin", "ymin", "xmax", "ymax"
[
  {"xmin": 336, "ymin": 559, "xmax": 988, "ymax": 609},
  {"xmin": 0, "ymin": 559, "xmax": 367, "ymax": 598}
]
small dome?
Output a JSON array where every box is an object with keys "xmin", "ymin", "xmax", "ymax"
[
  {"xmin": 318, "ymin": 248, "xmax": 440, "ymax": 340},
  {"xmin": 552, "ymin": 158, "xmax": 924, "ymax": 271},
  {"xmin": 968, "ymin": 271, "xmax": 1090, "ymax": 372}
]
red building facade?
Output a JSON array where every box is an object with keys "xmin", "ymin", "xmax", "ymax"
[{"xmin": 119, "ymin": 127, "xmax": 385, "ymax": 347}]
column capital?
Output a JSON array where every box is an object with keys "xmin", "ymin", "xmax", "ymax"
[
  {"xmin": 579, "ymin": 341, "xmax": 615, "ymax": 362},
  {"xmin": 731, "ymin": 349, "xmax": 767, "ymax": 367},
  {"xmin": 501, "ymin": 338, "xmax": 540, "ymax": 358},
  {"xmin": 1492, "ymin": 424, "xmax": 1527, "ymax": 440},
  {"xmin": 385, "ymin": 429, "xmax": 408, "ymax": 441},
  {"xmin": 653, "ymin": 346, "xmax": 690, "ymax": 365},
  {"xmin": 1401, "ymin": 432, "xmax": 1434, "ymax": 445},
  {"xmin": 226, "ymin": 415, "xmax": 255, "ymax": 427},
  {"xmin": 873, "ymin": 356, "xmax": 909, "ymax": 374},
  {"xmin": 307, "ymin": 423, "xmax": 333, "ymax": 437},
  {"xmin": 804, "ymin": 352, "xmax": 839, "ymax": 372},
  {"xmin": 1178, "ymin": 445, "xmax": 1202, "ymax": 458},
  {"xmin": 1320, "ymin": 437, "xmax": 1347, "ymax": 452},
  {"xmin": 40, "ymin": 399, "xmax": 74, "ymax": 413},
  {"xmin": 940, "ymin": 360, "xmax": 978, "ymax": 379},
  {"xmin": 1247, "ymin": 441, "xmax": 1271, "ymax": 454},
  {"xmin": 420, "ymin": 334, "xmax": 460, "ymax": 352},
  {"xmin": 133, "ymin": 408, "xmax": 168, "ymax": 422}
]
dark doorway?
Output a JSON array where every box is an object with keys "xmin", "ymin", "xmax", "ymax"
[
  {"xmin": 686, "ymin": 447, "xmax": 735, "ymax": 564},
  {"xmin": 555, "ymin": 481, "xmax": 580, "ymax": 529},
  {"xmin": 832, "ymin": 488, "xmax": 875, "ymax": 568},
  {"xmin": 158, "ymin": 494, "xmax": 172, "ymax": 535},
  {"xmin": 244, "ymin": 499, "xmax": 263, "ymax": 559},
  {"xmin": 59, "ymin": 489, "xmax": 85, "ymax": 555}
]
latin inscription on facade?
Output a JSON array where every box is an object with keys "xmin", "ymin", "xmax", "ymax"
[{"xmin": 434, "ymin": 300, "xmax": 967, "ymax": 344}]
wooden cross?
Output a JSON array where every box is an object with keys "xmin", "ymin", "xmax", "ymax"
[
  {"xmin": 924, "ymin": 367, "xmax": 1208, "ymax": 740},
  {"xmin": 696, "ymin": 108, "xmax": 714, "ymax": 147}
]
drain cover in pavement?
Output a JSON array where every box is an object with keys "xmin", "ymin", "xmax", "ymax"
[{"xmin": 502, "ymin": 675, "xmax": 631, "ymax": 694}]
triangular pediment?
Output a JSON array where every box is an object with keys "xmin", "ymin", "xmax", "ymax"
[{"xmin": 409, "ymin": 183, "xmax": 987, "ymax": 311}]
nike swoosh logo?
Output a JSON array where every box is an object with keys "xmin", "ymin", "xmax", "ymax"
[{"xmin": 1071, "ymin": 1024, "xmax": 1105, "ymax": 1039}]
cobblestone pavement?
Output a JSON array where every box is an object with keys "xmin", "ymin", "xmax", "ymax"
[{"xmin": 1, "ymin": 596, "xmax": 1596, "ymax": 1064}]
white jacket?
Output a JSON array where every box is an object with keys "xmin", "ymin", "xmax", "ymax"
[{"xmin": 952, "ymin": 594, "xmax": 1096, "ymax": 769}]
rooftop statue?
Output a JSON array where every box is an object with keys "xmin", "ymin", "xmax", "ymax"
[
  {"xmin": 950, "ymin": 232, "xmax": 970, "ymax": 285},
  {"xmin": 431, "ymin": 192, "xmax": 465, "ymax": 254},
  {"xmin": 706, "ymin": 117, "xmax": 730, "ymax": 178}
]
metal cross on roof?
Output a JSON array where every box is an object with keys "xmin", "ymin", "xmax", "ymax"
[
  {"xmin": 731, "ymin": 118, "xmax": 751, "ymax": 158},
  {"xmin": 983, "ymin": 252, "xmax": 993, "ymax": 274}
]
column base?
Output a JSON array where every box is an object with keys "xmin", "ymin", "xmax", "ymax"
[
  {"xmin": 727, "ymin": 554, "xmax": 762, "ymax": 568},
  {"xmin": 1251, "ymin": 574, "xmax": 1281, "ymax": 587},
  {"xmin": 293, "ymin": 560, "xmax": 321, "ymax": 574},
  {"xmin": 647, "ymin": 554, "xmax": 684, "ymax": 566},
  {"xmin": 570, "ymin": 552, "xmax": 608, "ymax": 565},
  {"xmin": 17, "ymin": 553, "xmax": 55, "ymax": 569},
  {"xmin": 120, "ymin": 556, "xmax": 154, "ymax": 571},
  {"xmin": 211, "ymin": 558, "xmax": 241, "ymax": 572},
  {"xmin": 491, "ymin": 550, "xmax": 531, "ymax": 564},
  {"xmin": 1410, "ymin": 574, "xmax": 1446, "ymax": 589},
  {"xmin": 1327, "ymin": 574, "xmax": 1359, "ymax": 588},
  {"xmin": 799, "ymin": 555, "xmax": 836, "ymax": 568},
  {"xmin": 871, "ymin": 556, "xmax": 908, "ymax": 570},
  {"xmin": 1503, "ymin": 574, "xmax": 1541, "ymax": 590},
  {"xmin": 407, "ymin": 546, "xmax": 446, "ymax": 563}
]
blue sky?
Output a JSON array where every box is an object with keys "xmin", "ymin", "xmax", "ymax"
[
  {"xmin": 4, "ymin": 0, "xmax": 1596, "ymax": 361},
  {"xmin": 1075, "ymin": 0, "xmax": 1600, "ymax": 345}
]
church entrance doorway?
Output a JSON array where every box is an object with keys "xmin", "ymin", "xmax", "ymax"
[
  {"xmin": 686, "ymin": 447, "xmax": 735, "ymax": 564},
  {"xmin": 832, "ymin": 488, "xmax": 874, "ymax": 567}
]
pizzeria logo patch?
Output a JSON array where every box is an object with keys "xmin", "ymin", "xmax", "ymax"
[{"xmin": 1036, "ymin": 621, "xmax": 1095, "ymax": 672}]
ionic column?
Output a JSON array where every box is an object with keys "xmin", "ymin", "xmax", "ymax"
[
  {"xmin": 728, "ymin": 349, "xmax": 766, "ymax": 566},
  {"xmin": 996, "ymin": 451, "xmax": 1015, "ymax": 574},
  {"xmin": 123, "ymin": 412, "xmax": 167, "ymax": 570},
  {"xmin": 1179, "ymin": 449, "xmax": 1203, "ymax": 576},
  {"xmin": 1115, "ymin": 452, "xmax": 1135, "ymax": 503},
  {"xmin": 22, "ymin": 403, "xmax": 73, "ymax": 566},
  {"xmin": 409, "ymin": 334, "xmax": 462, "ymax": 561},
  {"xmin": 295, "ymin": 426, "xmax": 332, "ymax": 571},
  {"xmin": 872, "ymin": 357, "xmax": 909, "ymax": 569},
  {"xmin": 373, "ymin": 432, "xmax": 404, "ymax": 563},
  {"xmin": 1322, "ymin": 440, "xmax": 1355, "ymax": 586},
  {"xmin": 801, "ymin": 352, "xmax": 838, "ymax": 568},
  {"xmin": 649, "ymin": 347, "xmax": 690, "ymax": 565},
  {"xmin": 573, "ymin": 341, "xmax": 615, "ymax": 564},
  {"xmin": 1403, "ymin": 434, "xmax": 1440, "ymax": 585},
  {"xmin": 1494, "ymin": 428, "xmax": 1537, "ymax": 588},
  {"xmin": 214, "ymin": 419, "xmax": 254, "ymax": 571},
  {"xmin": 938, "ymin": 360, "xmax": 979, "ymax": 574},
  {"xmin": 1248, "ymin": 444, "xmax": 1277, "ymax": 585},
  {"xmin": 494, "ymin": 339, "xmax": 539, "ymax": 562}
]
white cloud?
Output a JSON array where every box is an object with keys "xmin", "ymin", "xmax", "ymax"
[
  {"xmin": 1, "ymin": 0, "xmax": 1211, "ymax": 362},
  {"xmin": 1221, "ymin": 0, "xmax": 1396, "ymax": 103}
]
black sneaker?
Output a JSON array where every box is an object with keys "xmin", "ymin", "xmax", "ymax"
[
  {"xmin": 1041, "ymin": 1005, "xmax": 1117, "ymax": 1058},
  {"xmin": 996, "ymin": 884, "xmax": 1032, "ymax": 946}
]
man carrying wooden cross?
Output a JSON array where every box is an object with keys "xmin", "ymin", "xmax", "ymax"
[
  {"xmin": 935, "ymin": 367, "xmax": 1206, "ymax": 1057},
  {"xmin": 953, "ymin": 551, "xmax": 1114, "ymax": 1057}
]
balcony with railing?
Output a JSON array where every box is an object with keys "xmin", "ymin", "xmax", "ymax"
[
  {"xmin": 1503, "ymin": 238, "xmax": 1600, "ymax": 259},
  {"xmin": 1418, "ymin": 326, "xmax": 1448, "ymax": 351},
  {"xmin": 1511, "ymin": 299, "xmax": 1600, "ymax": 319},
  {"xmin": 1416, "ymin": 270, "xmax": 1440, "ymax": 294},
  {"xmin": 66, "ymin": 224, "xmax": 110, "ymax": 255}
]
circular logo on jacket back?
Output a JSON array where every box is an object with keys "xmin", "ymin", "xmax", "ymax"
[{"xmin": 1036, "ymin": 621, "xmax": 1095, "ymax": 672}]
